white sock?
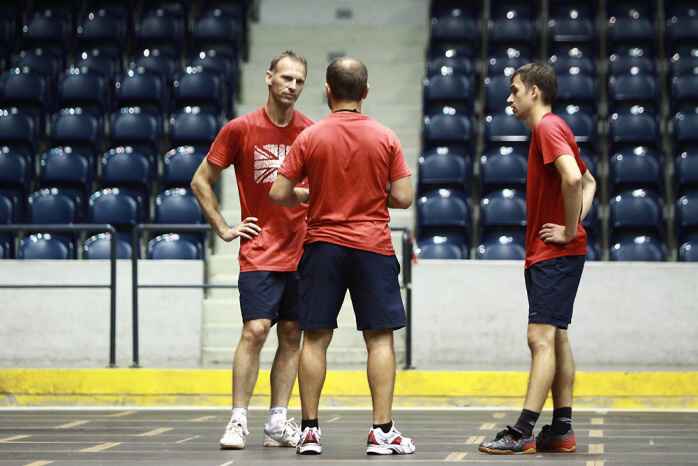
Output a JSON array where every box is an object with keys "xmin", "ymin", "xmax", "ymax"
[
  {"xmin": 267, "ymin": 407, "xmax": 287, "ymax": 427},
  {"xmin": 231, "ymin": 408, "xmax": 248, "ymax": 428}
]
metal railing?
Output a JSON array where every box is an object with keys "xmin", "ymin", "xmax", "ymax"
[
  {"xmin": 0, "ymin": 224, "xmax": 118, "ymax": 367},
  {"xmin": 130, "ymin": 225, "xmax": 414, "ymax": 369}
]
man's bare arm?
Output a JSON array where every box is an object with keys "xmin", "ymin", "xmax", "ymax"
[
  {"xmin": 539, "ymin": 155, "xmax": 582, "ymax": 244},
  {"xmin": 269, "ymin": 174, "xmax": 305, "ymax": 207},
  {"xmin": 579, "ymin": 169, "xmax": 597, "ymax": 221},
  {"xmin": 388, "ymin": 176, "xmax": 414, "ymax": 209}
]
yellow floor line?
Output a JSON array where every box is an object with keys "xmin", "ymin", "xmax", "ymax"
[
  {"xmin": 586, "ymin": 461, "xmax": 605, "ymax": 466},
  {"xmin": 190, "ymin": 415, "xmax": 216, "ymax": 422},
  {"xmin": 444, "ymin": 452, "xmax": 467, "ymax": 461},
  {"xmin": 22, "ymin": 461, "xmax": 53, "ymax": 466},
  {"xmin": 591, "ymin": 417, "xmax": 604, "ymax": 425},
  {"xmin": 492, "ymin": 412, "xmax": 506, "ymax": 419},
  {"xmin": 54, "ymin": 420, "xmax": 89, "ymax": 429},
  {"xmin": 175, "ymin": 435, "xmax": 200, "ymax": 444},
  {"xmin": 479, "ymin": 423, "xmax": 496, "ymax": 430},
  {"xmin": 0, "ymin": 435, "xmax": 31, "ymax": 443},
  {"xmin": 327, "ymin": 416, "xmax": 342, "ymax": 423},
  {"xmin": 80, "ymin": 442, "xmax": 121, "ymax": 452},
  {"xmin": 136, "ymin": 427, "xmax": 173, "ymax": 437},
  {"xmin": 105, "ymin": 411, "xmax": 135, "ymax": 417},
  {"xmin": 589, "ymin": 443, "xmax": 605, "ymax": 454},
  {"xmin": 465, "ymin": 436, "xmax": 484, "ymax": 445},
  {"xmin": 589, "ymin": 429, "xmax": 604, "ymax": 438}
]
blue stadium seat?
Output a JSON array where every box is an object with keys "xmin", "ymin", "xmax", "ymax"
[
  {"xmin": 50, "ymin": 108, "xmax": 102, "ymax": 154},
  {"xmin": 428, "ymin": 44, "xmax": 478, "ymax": 61},
  {"xmin": 88, "ymin": 188, "xmax": 140, "ymax": 230},
  {"xmin": 170, "ymin": 107, "xmax": 220, "ymax": 149},
  {"xmin": 21, "ymin": 10, "xmax": 70, "ymax": 55},
  {"xmin": 609, "ymin": 189, "xmax": 663, "ymax": 239},
  {"xmin": 418, "ymin": 148, "xmax": 470, "ymax": 193},
  {"xmin": 675, "ymin": 150, "xmax": 698, "ymax": 194},
  {"xmin": 100, "ymin": 147, "xmax": 153, "ymax": 212},
  {"xmin": 579, "ymin": 148, "xmax": 598, "ymax": 178},
  {"xmin": 417, "ymin": 189, "xmax": 470, "ymax": 244},
  {"xmin": 0, "ymin": 108, "xmax": 35, "ymax": 154},
  {"xmin": 417, "ymin": 236, "xmax": 467, "ymax": 260},
  {"xmin": 583, "ymin": 198, "xmax": 601, "ymax": 242},
  {"xmin": 608, "ymin": 74, "xmax": 658, "ymax": 110},
  {"xmin": 155, "ymin": 188, "xmax": 203, "ymax": 225},
  {"xmin": 147, "ymin": 233, "xmax": 202, "ymax": 259},
  {"xmin": 192, "ymin": 10, "xmax": 242, "ymax": 59},
  {"xmin": 135, "ymin": 10, "xmax": 186, "ymax": 58},
  {"xmin": 671, "ymin": 74, "xmax": 698, "ymax": 112},
  {"xmin": 675, "ymin": 191, "xmax": 698, "ymax": 242},
  {"xmin": 28, "ymin": 188, "xmax": 78, "ymax": 225},
  {"xmin": 670, "ymin": 46, "xmax": 698, "ymax": 77},
  {"xmin": 12, "ymin": 48, "xmax": 62, "ymax": 79},
  {"xmin": 0, "ymin": 148, "xmax": 31, "ymax": 199},
  {"xmin": 0, "ymin": 193, "xmax": 14, "ymax": 256},
  {"xmin": 608, "ymin": 51, "xmax": 655, "ymax": 76},
  {"xmin": 163, "ymin": 146, "xmax": 206, "ymax": 188},
  {"xmin": 57, "ymin": 67, "xmax": 108, "ymax": 114},
  {"xmin": 173, "ymin": 67, "xmax": 225, "ymax": 114},
  {"xmin": 480, "ymin": 189, "xmax": 527, "ymax": 240},
  {"xmin": 484, "ymin": 75, "xmax": 512, "ymax": 113},
  {"xmin": 665, "ymin": 1, "xmax": 698, "ymax": 46},
  {"xmin": 76, "ymin": 8, "xmax": 127, "ymax": 58},
  {"xmin": 189, "ymin": 50, "xmax": 238, "ymax": 115},
  {"xmin": 110, "ymin": 107, "xmax": 162, "ymax": 155},
  {"xmin": 556, "ymin": 74, "xmax": 596, "ymax": 111},
  {"xmin": 558, "ymin": 106, "xmax": 595, "ymax": 143},
  {"xmin": 608, "ymin": 109, "xmax": 659, "ymax": 146},
  {"xmin": 476, "ymin": 235, "xmax": 525, "ymax": 260},
  {"xmin": 83, "ymin": 232, "xmax": 132, "ymax": 259},
  {"xmin": 678, "ymin": 235, "xmax": 698, "ymax": 262},
  {"xmin": 114, "ymin": 69, "xmax": 166, "ymax": 113},
  {"xmin": 672, "ymin": 111, "xmax": 698, "ymax": 147},
  {"xmin": 0, "ymin": 68, "xmax": 49, "ymax": 124},
  {"xmin": 548, "ymin": 2, "xmax": 594, "ymax": 43},
  {"xmin": 39, "ymin": 147, "xmax": 92, "ymax": 212},
  {"xmin": 142, "ymin": 0, "xmax": 189, "ymax": 19},
  {"xmin": 484, "ymin": 110, "xmax": 529, "ymax": 143},
  {"xmin": 430, "ymin": 10, "xmax": 480, "ymax": 44},
  {"xmin": 423, "ymin": 74, "xmax": 472, "ymax": 115},
  {"xmin": 488, "ymin": 2, "xmax": 535, "ymax": 45},
  {"xmin": 608, "ymin": 146, "xmax": 662, "ymax": 194},
  {"xmin": 479, "ymin": 145, "xmax": 527, "ymax": 193},
  {"xmin": 423, "ymin": 114, "xmax": 472, "ymax": 152},
  {"xmin": 610, "ymin": 235, "xmax": 667, "ymax": 261},
  {"xmin": 18, "ymin": 233, "xmax": 74, "ymax": 259},
  {"xmin": 549, "ymin": 52, "xmax": 595, "ymax": 76},
  {"xmin": 76, "ymin": 49, "xmax": 121, "ymax": 80},
  {"xmin": 131, "ymin": 49, "xmax": 178, "ymax": 83},
  {"xmin": 607, "ymin": 2, "xmax": 655, "ymax": 46},
  {"xmin": 487, "ymin": 56, "xmax": 528, "ymax": 76}
]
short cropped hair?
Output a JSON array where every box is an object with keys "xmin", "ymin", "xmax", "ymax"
[
  {"xmin": 268, "ymin": 50, "xmax": 307, "ymax": 74},
  {"xmin": 326, "ymin": 57, "xmax": 368, "ymax": 101},
  {"xmin": 511, "ymin": 63, "xmax": 557, "ymax": 106}
]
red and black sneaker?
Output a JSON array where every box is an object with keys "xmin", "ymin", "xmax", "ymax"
[
  {"xmin": 479, "ymin": 426, "xmax": 536, "ymax": 455},
  {"xmin": 535, "ymin": 425, "xmax": 576, "ymax": 452},
  {"xmin": 296, "ymin": 427, "xmax": 322, "ymax": 455},
  {"xmin": 366, "ymin": 424, "xmax": 415, "ymax": 455}
]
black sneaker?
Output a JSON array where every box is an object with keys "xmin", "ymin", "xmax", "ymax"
[
  {"xmin": 479, "ymin": 426, "xmax": 536, "ymax": 455},
  {"xmin": 536, "ymin": 424, "xmax": 576, "ymax": 452}
]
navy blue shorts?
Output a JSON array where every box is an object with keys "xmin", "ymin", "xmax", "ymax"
[
  {"xmin": 297, "ymin": 242, "xmax": 406, "ymax": 331},
  {"xmin": 525, "ymin": 255, "xmax": 585, "ymax": 329},
  {"xmin": 238, "ymin": 271, "xmax": 299, "ymax": 324}
]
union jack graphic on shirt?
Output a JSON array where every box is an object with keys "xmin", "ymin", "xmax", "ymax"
[{"xmin": 253, "ymin": 144, "xmax": 291, "ymax": 184}]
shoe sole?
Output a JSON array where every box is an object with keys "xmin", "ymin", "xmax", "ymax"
[
  {"xmin": 366, "ymin": 445, "xmax": 416, "ymax": 455},
  {"xmin": 220, "ymin": 444, "xmax": 245, "ymax": 450},
  {"xmin": 537, "ymin": 446, "xmax": 576, "ymax": 453},
  {"xmin": 478, "ymin": 446, "xmax": 536, "ymax": 455},
  {"xmin": 263, "ymin": 435, "xmax": 296, "ymax": 448},
  {"xmin": 297, "ymin": 445, "xmax": 322, "ymax": 455}
]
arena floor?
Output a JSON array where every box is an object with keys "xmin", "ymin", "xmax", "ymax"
[{"xmin": 1, "ymin": 408, "xmax": 697, "ymax": 466}]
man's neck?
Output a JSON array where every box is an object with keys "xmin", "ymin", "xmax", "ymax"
[
  {"xmin": 330, "ymin": 99, "xmax": 362, "ymax": 113},
  {"xmin": 526, "ymin": 105, "xmax": 552, "ymax": 129},
  {"xmin": 264, "ymin": 99, "xmax": 294, "ymax": 127}
]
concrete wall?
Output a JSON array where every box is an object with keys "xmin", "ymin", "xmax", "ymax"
[
  {"xmin": 0, "ymin": 261, "xmax": 204, "ymax": 368},
  {"xmin": 412, "ymin": 261, "xmax": 698, "ymax": 370}
]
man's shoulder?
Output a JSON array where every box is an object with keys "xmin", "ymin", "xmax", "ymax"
[{"xmin": 293, "ymin": 110, "xmax": 315, "ymax": 129}]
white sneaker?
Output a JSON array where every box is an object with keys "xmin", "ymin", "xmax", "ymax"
[
  {"xmin": 219, "ymin": 420, "xmax": 248, "ymax": 450},
  {"xmin": 366, "ymin": 424, "xmax": 415, "ymax": 455},
  {"xmin": 263, "ymin": 417, "xmax": 301, "ymax": 447},
  {"xmin": 296, "ymin": 426, "xmax": 322, "ymax": 455}
]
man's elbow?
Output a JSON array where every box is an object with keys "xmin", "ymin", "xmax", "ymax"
[
  {"xmin": 563, "ymin": 172, "xmax": 582, "ymax": 189},
  {"xmin": 268, "ymin": 184, "xmax": 287, "ymax": 204},
  {"xmin": 391, "ymin": 192, "xmax": 413, "ymax": 209}
]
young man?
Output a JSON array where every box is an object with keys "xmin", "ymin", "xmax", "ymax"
[
  {"xmin": 479, "ymin": 63, "xmax": 597, "ymax": 455},
  {"xmin": 269, "ymin": 56, "xmax": 415, "ymax": 456},
  {"xmin": 190, "ymin": 51, "xmax": 313, "ymax": 450}
]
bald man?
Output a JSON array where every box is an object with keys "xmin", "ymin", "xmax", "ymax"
[{"xmin": 270, "ymin": 57, "xmax": 416, "ymax": 456}]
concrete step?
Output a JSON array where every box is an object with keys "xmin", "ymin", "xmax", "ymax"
[{"xmin": 258, "ymin": 0, "xmax": 428, "ymax": 26}]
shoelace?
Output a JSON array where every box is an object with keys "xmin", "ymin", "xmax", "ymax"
[
  {"xmin": 280, "ymin": 418, "xmax": 301, "ymax": 439},
  {"xmin": 226, "ymin": 421, "xmax": 249, "ymax": 436}
]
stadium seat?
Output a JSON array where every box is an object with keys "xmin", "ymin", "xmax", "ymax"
[
  {"xmin": 191, "ymin": 9, "xmax": 242, "ymax": 58},
  {"xmin": 18, "ymin": 233, "xmax": 74, "ymax": 259},
  {"xmin": 0, "ymin": 67, "xmax": 49, "ymax": 124},
  {"xmin": 88, "ymin": 188, "xmax": 140, "ymax": 230},
  {"xmin": 189, "ymin": 50, "xmax": 238, "ymax": 114},
  {"xmin": 484, "ymin": 75, "xmax": 512, "ymax": 113},
  {"xmin": 423, "ymin": 74, "xmax": 472, "ymax": 116},
  {"xmin": 12, "ymin": 48, "xmax": 62, "ymax": 79},
  {"xmin": 665, "ymin": 1, "xmax": 698, "ymax": 46},
  {"xmin": 479, "ymin": 145, "xmax": 527, "ymax": 193},
  {"xmin": 608, "ymin": 146, "xmax": 662, "ymax": 194},
  {"xmin": 0, "ymin": 148, "xmax": 31, "ymax": 198},
  {"xmin": 50, "ymin": 108, "xmax": 102, "ymax": 154},
  {"xmin": 100, "ymin": 147, "xmax": 153, "ymax": 211},
  {"xmin": 418, "ymin": 148, "xmax": 470, "ymax": 193},
  {"xmin": 21, "ymin": 10, "xmax": 70, "ymax": 55},
  {"xmin": 558, "ymin": 106, "xmax": 595, "ymax": 143},
  {"xmin": 417, "ymin": 189, "xmax": 471, "ymax": 244},
  {"xmin": 170, "ymin": 107, "xmax": 220, "ymax": 149},
  {"xmin": 480, "ymin": 189, "xmax": 527, "ymax": 239},
  {"xmin": 57, "ymin": 67, "xmax": 108, "ymax": 114},
  {"xmin": 428, "ymin": 44, "xmax": 478, "ymax": 61},
  {"xmin": 76, "ymin": 8, "xmax": 127, "ymax": 58},
  {"xmin": 0, "ymin": 193, "xmax": 14, "ymax": 256},
  {"xmin": 476, "ymin": 235, "xmax": 526, "ymax": 260},
  {"xmin": 173, "ymin": 67, "xmax": 225, "ymax": 114},
  {"xmin": 549, "ymin": 51, "xmax": 595, "ymax": 76},
  {"xmin": 672, "ymin": 111, "xmax": 698, "ymax": 147},
  {"xmin": 610, "ymin": 235, "xmax": 667, "ymax": 261},
  {"xmin": 609, "ymin": 189, "xmax": 663, "ymax": 239},
  {"xmin": 28, "ymin": 188, "xmax": 78, "ymax": 225},
  {"xmin": 488, "ymin": 1, "xmax": 535, "ymax": 45},
  {"xmin": 675, "ymin": 150, "xmax": 698, "ymax": 194},
  {"xmin": 548, "ymin": 2, "xmax": 594, "ymax": 44},
  {"xmin": 583, "ymin": 198, "xmax": 601, "ymax": 242},
  {"xmin": 114, "ymin": 69, "xmax": 166, "ymax": 114},
  {"xmin": 131, "ymin": 49, "xmax": 178, "ymax": 83},
  {"xmin": 487, "ymin": 55, "xmax": 527, "ymax": 76},
  {"xmin": 417, "ymin": 236, "xmax": 467, "ymax": 260},
  {"xmin": 607, "ymin": 2, "xmax": 655, "ymax": 46},
  {"xmin": 422, "ymin": 114, "xmax": 472, "ymax": 152},
  {"xmin": 162, "ymin": 146, "xmax": 206, "ymax": 189},
  {"xmin": 608, "ymin": 51, "xmax": 655, "ymax": 76},
  {"xmin": 154, "ymin": 188, "xmax": 203, "ymax": 224},
  {"xmin": 110, "ymin": 107, "xmax": 162, "ymax": 155},
  {"xmin": 147, "ymin": 233, "xmax": 202, "ymax": 259},
  {"xmin": 134, "ymin": 10, "xmax": 186, "ymax": 58},
  {"xmin": 671, "ymin": 73, "xmax": 698, "ymax": 112},
  {"xmin": 675, "ymin": 191, "xmax": 698, "ymax": 241},
  {"xmin": 608, "ymin": 74, "xmax": 658, "ymax": 110},
  {"xmin": 678, "ymin": 236, "xmax": 698, "ymax": 262},
  {"xmin": 608, "ymin": 109, "xmax": 659, "ymax": 146},
  {"xmin": 76, "ymin": 48, "xmax": 121, "ymax": 80},
  {"xmin": 484, "ymin": 109, "xmax": 529, "ymax": 143},
  {"xmin": 0, "ymin": 108, "xmax": 35, "ymax": 155},
  {"xmin": 39, "ymin": 147, "xmax": 93, "ymax": 211},
  {"xmin": 556, "ymin": 74, "xmax": 596, "ymax": 111},
  {"xmin": 83, "ymin": 232, "xmax": 132, "ymax": 259},
  {"xmin": 670, "ymin": 46, "xmax": 698, "ymax": 77}
]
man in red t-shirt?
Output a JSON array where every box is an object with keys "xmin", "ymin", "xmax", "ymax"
[
  {"xmin": 191, "ymin": 51, "xmax": 313, "ymax": 450},
  {"xmin": 480, "ymin": 64, "xmax": 597, "ymax": 455},
  {"xmin": 270, "ymin": 57, "xmax": 416, "ymax": 456}
]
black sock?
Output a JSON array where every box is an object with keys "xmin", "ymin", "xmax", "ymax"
[
  {"xmin": 301, "ymin": 419, "xmax": 318, "ymax": 430},
  {"xmin": 373, "ymin": 421, "xmax": 393, "ymax": 433},
  {"xmin": 512, "ymin": 409, "xmax": 539, "ymax": 438},
  {"xmin": 552, "ymin": 407, "xmax": 572, "ymax": 434}
]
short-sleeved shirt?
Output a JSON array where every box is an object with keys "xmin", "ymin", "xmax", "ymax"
[
  {"xmin": 525, "ymin": 113, "xmax": 588, "ymax": 268},
  {"xmin": 278, "ymin": 111, "xmax": 411, "ymax": 256},
  {"xmin": 206, "ymin": 107, "xmax": 313, "ymax": 272}
]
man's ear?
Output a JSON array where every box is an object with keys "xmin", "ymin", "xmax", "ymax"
[{"xmin": 265, "ymin": 70, "xmax": 273, "ymax": 87}]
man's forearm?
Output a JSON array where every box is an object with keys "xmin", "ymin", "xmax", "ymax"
[
  {"xmin": 561, "ymin": 177, "xmax": 583, "ymax": 237},
  {"xmin": 579, "ymin": 176, "xmax": 597, "ymax": 221},
  {"xmin": 191, "ymin": 181, "xmax": 229, "ymax": 236}
]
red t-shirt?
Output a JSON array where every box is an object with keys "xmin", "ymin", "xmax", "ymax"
[
  {"xmin": 278, "ymin": 111, "xmax": 411, "ymax": 256},
  {"xmin": 525, "ymin": 113, "xmax": 588, "ymax": 268},
  {"xmin": 206, "ymin": 107, "xmax": 313, "ymax": 272}
]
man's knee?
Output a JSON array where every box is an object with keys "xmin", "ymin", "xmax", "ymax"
[
  {"xmin": 363, "ymin": 329, "xmax": 394, "ymax": 353},
  {"xmin": 241, "ymin": 320, "xmax": 271, "ymax": 349},
  {"xmin": 527, "ymin": 325, "xmax": 556, "ymax": 354},
  {"xmin": 277, "ymin": 320, "xmax": 301, "ymax": 349}
]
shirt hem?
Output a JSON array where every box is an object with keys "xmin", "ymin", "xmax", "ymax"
[
  {"xmin": 305, "ymin": 238, "xmax": 395, "ymax": 256},
  {"xmin": 525, "ymin": 250, "xmax": 587, "ymax": 269}
]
